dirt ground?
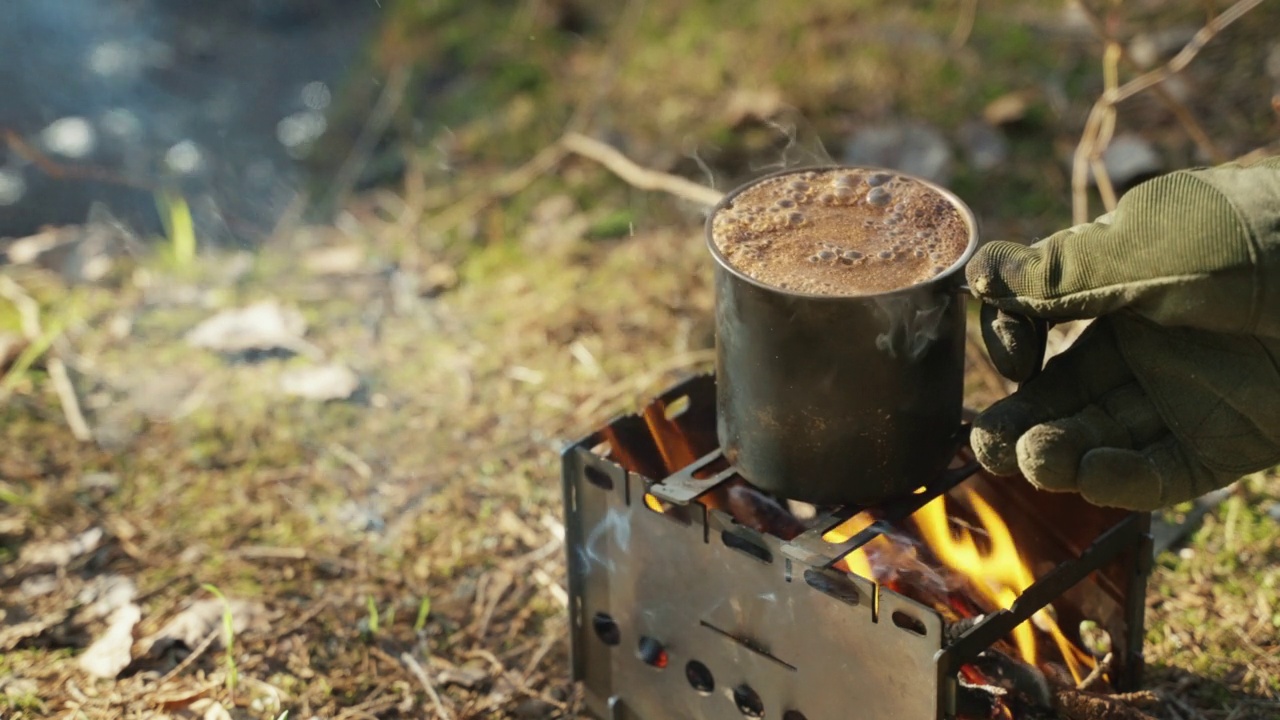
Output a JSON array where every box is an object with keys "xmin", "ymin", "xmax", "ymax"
[{"xmin": 3, "ymin": 0, "xmax": 1279, "ymax": 718}]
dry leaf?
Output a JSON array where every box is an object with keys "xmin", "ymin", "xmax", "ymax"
[
  {"xmin": 279, "ymin": 363, "xmax": 360, "ymax": 401},
  {"xmin": 182, "ymin": 699, "xmax": 233, "ymax": 720},
  {"xmin": 78, "ymin": 603, "xmax": 141, "ymax": 678},
  {"xmin": 142, "ymin": 598, "xmax": 268, "ymax": 656},
  {"xmin": 0, "ymin": 611, "xmax": 68, "ymax": 651},
  {"xmin": 185, "ymin": 300, "xmax": 308, "ymax": 355},
  {"xmin": 77, "ymin": 574, "xmax": 139, "ymax": 621},
  {"xmin": 722, "ymin": 87, "xmax": 785, "ymax": 126},
  {"xmin": 19, "ymin": 527, "xmax": 103, "ymax": 568},
  {"xmin": 302, "ymin": 244, "xmax": 365, "ymax": 275},
  {"xmin": 983, "ymin": 92, "xmax": 1033, "ymax": 125}
]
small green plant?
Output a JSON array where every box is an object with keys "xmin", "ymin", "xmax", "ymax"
[
  {"xmin": 156, "ymin": 189, "xmax": 197, "ymax": 268},
  {"xmin": 413, "ymin": 596, "xmax": 431, "ymax": 633},
  {"xmin": 365, "ymin": 595, "xmax": 379, "ymax": 636},
  {"xmin": 202, "ymin": 583, "xmax": 239, "ymax": 692},
  {"xmin": 0, "ymin": 321, "xmax": 63, "ymax": 396}
]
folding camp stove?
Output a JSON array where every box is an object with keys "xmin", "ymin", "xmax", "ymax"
[{"xmin": 561, "ymin": 373, "xmax": 1153, "ymax": 720}]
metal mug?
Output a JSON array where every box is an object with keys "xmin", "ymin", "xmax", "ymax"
[{"xmin": 706, "ymin": 166, "xmax": 980, "ymax": 506}]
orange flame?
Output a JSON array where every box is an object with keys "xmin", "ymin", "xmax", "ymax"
[
  {"xmin": 838, "ymin": 488, "xmax": 1095, "ymax": 683},
  {"xmin": 915, "ymin": 488, "xmax": 1094, "ymax": 683},
  {"xmin": 642, "ymin": 405, "xmax": 699, "ymax": 474}
]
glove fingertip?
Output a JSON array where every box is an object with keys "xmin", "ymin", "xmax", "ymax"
[
  {"xmin": 971, "ymin": 400, "xmax": 1036, "ymax": 477},
  {"xmin": 966, "ymin": 240, "xmax": 1041, "ymax": 303},
  {"xmin": 1015, "ymin": 424, "xmax": 1080, "ymax": 493}
]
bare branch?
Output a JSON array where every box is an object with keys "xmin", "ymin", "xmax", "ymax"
[{"xmin": 561, "ymin": 132, "xmax": 725, "ymax": 207}]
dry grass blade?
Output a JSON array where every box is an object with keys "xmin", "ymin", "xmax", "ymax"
[
  {"xmin": 1107, "ymin": 0, "xmax": 1266, "ymax": 106},
  {"xmin": 1071, "ymin": 1, "xmax": 1227, "ymax": 166},
  {"xmin": 400, "ymin": 652, "xmax": 452, "ymax": 720},
  {"xmin": 1070, "ymin": 0, "xmax": 1265, "ymax": 223},
  {"xmin": 154, "ymin": 629, "xmax": 220, "ymax": 687},
  {"xmin": 1076, "ymin": 652, "xmax": 1112, "ymax": 691},
  {"xmin": 0, "ymin": 275, "xmax": 91, "ymax": 440}
]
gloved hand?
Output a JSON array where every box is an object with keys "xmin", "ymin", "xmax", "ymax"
[{"xmin": 965, "ymin": 156, "xmax": 1280, "ymax": 510}]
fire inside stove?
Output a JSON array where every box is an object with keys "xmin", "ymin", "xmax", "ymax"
[{"xmin": 562, "ymin": 374, "xmax": 1153, "ymax": 720}]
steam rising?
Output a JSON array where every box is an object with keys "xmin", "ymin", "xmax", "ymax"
[{"xmin": 874, "ymin": 294, "xmax": 951, "ymax": 361}]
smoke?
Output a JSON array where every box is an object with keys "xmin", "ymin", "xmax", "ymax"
[{"xmin": 575, "ymin": 507, "xmax": 632, "ymax": 576}]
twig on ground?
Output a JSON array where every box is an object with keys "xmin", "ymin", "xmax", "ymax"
[
  {"xmin": 2, "ymin": 128, "xmax": 154, "ymax": 192},
  {"xmin": 560, "ymin": 132, "xmax": 725, "ymax": 207},
  {"xmin": 154, "ymin": 629, "xmax": 220, "ymax": 687},
  {"xmin": 1054, "ymin": 687, "xmax": 1161, "ymax": 720},
  {"xmin": 324, "ymin": 65, "xmax": 412, "ymax": 214},
  {"xmin": 47, "ymin": 358, "xmax": 92, "ymax": 441},
  {"xmin": 1076, "ymin": 652, "xmax": 1112, "ymax": 691},
  {"xmin": 0, "ymin": 275, "xmax": 92, "ymax": 442},
  {"xmin": 521, "ymin": 635, "xmax": 558, "ymax": 681},
  {"xmin": 277, "ymin": 598, "xmax": 332, "ymax": 638},
  {"xmin": 235, "ymin": 546, "xmax": 308, "ymax": 561},
  {"xmin": 531, "ymin": 568, "xmax": 569, "ymax": 609},
  {"xmin": 328, "ymin": 442, "xmax": 374, "ymax": 481},
  {"xmin": 473, "ymin": 572, "xmax": 514, "ymax": 639},
  {"xmin": 949, "ymin": 0, "xmax": 978, "ymax": 50},
  {"xmin": 1162, "ymin": 692, "xmax": 1211, "ymax": 720},
  {"xmin": 400, "ymin": 652, "xmax": 452, "ymax": 720}
]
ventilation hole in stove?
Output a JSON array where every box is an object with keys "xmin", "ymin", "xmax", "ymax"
[
  {"xmin": 592, "ymin": 612, "xmax": 620, "ymax": 645},
  {"xmin": 584, "ymin": 465, "xmax": 614, "ymax": 491},
  {"xmin": 892, "ymin": 610, "xmax": 927, "ymax": 636},
  {"xmin": 637, "ymin": 636, "xmax": 668, "ymax": 669},
  {"xmin": 732, "ymin": 684, "xmax": 765, "ymax": 718},
  {"xmin": 782, "ymin": 711, "xmax": 807, "ymax": 720},
  {"xmin": 685, "ymin": 660, "xmax": 714, "ymax": 694},
  {"xmin": 803, "ymin": 568, "xmax": 859, "ymax": 606},
  {"xmin": 721, "ymin": 530, "xmax": 772, "ymax": 564},
  {"xmin": 663, "ymin": 394, "xmax": 691, "ymax": 420}
]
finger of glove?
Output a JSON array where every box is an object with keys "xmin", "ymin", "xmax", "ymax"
[
  {"xmin": 966, "ymin": 229, "xmax": 1121, "ymax": 321},
  {"xmin": 971, "ymin": 320, "xmax": 1132, "ymax": 476},
  {"xmin": 1013, "ymin": 383, "xmax": 1165, "ymax": 493},
  {"xmin": 965, "ymin": 170, "xmax": 1252, "ymax": 324},
  {"xmin": 1078, "ymin": 435, "xmax": 1224, "ymax": 510},
  {"xmin": 979, "ymin": 304, "xmax": 1044, "ymax": 382}
]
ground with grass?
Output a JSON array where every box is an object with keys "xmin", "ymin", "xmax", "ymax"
[{"xmin": 3, "ymin": 0, "xmax": 1279, "ymax": 718}]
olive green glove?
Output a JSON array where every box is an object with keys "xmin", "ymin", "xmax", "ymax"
[{"xmin": 965, "ymin": 156, "xmax": 1280, "ymax": 510}]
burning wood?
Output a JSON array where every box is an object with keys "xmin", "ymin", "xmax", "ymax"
[
  {"xmin": 957, "ymin": 648, "xmax": 1160, "ymax": 720},
  {"xmin": 721, "ymin": 483, "xmax": 808, "ymax": 540},
  {"xmin": 835, "ymin": 486, "xmax": 1101, "ymax": 688}
]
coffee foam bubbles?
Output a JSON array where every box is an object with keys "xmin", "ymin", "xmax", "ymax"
[{"xmin": 710, "ymin": 169, "xmax": 971, "ymax": 296}]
